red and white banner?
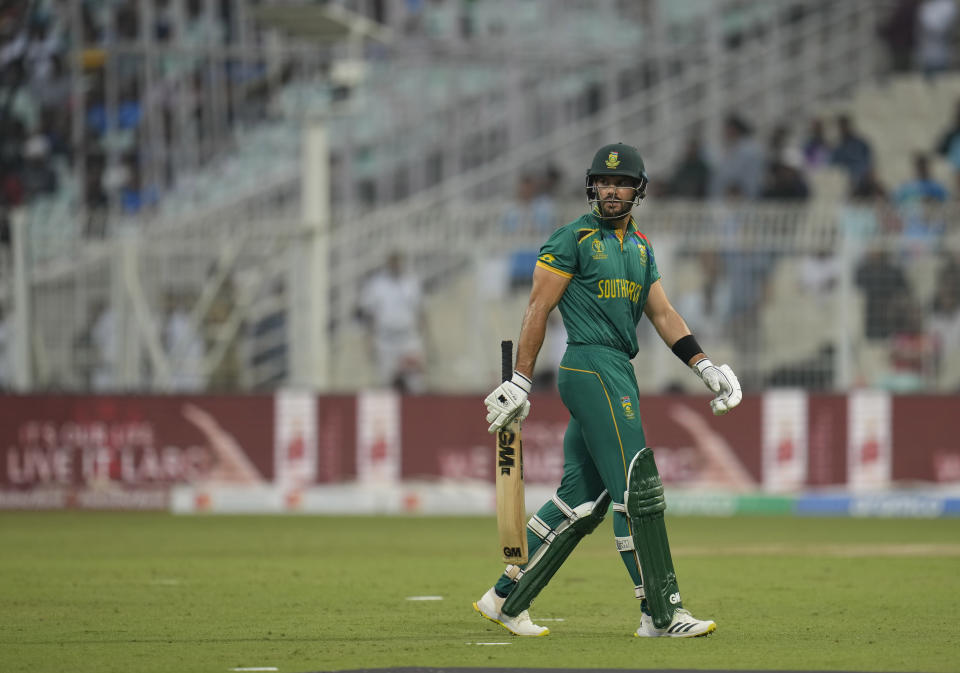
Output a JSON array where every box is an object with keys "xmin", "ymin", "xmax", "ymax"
[
  {"xmin": 0, "ymin": 395, "xmax": 273, "ymax": 509},
  {"xmin": 356, "ymin": 391, "xmax": 401, "ymax": 485},
  {"xmin": 274, "ymin": 389, "xmax": 317, "ymax": 490},
  {"xmin": 847, "ymin": 390, "xmax": 892, "ymax": 491},
  {"xmin": 762, "ymin": 390, "xmax": 808, "ymax": 493},
  {"xmin": 2, "ymin": 390, "xmax": 959, "ymax": 510}
]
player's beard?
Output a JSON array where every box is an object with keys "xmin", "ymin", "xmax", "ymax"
[{"xmin": 601, "ymin": 198, "xmax": 631, "ymax": 219}]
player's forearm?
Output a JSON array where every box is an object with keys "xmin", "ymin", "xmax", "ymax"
[
  {"xmin": 514, "ymin": 301, "xmax": 550, "ymax": 379},
  {"xmin": 653, "ymin": 310, "xmax": 704, "ymax": 365}
]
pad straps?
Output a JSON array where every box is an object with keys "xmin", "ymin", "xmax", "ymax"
[{"xmin": 501, "ymin": 491, "xmax": 610, "ymax": 617}]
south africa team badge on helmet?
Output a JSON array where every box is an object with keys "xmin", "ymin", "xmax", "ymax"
[{"xmin": 605, "ymin": 151, "xmax": 620, "ymax": 169}]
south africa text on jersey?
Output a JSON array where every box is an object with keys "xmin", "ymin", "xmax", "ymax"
[{"xmin": 597, "ymin": 278, "xmax": 643, "ymax": 302}]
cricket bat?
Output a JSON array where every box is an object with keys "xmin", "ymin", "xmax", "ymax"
[{"xmin": 496, "ymin": 340, "xmax": 528, "ymax": 565}]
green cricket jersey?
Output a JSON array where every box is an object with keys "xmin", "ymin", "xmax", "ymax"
[{"xmin": 536, "ymin": 211, "xmax": 660, "ymax": 359}]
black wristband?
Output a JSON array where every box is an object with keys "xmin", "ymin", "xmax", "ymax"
[{"xmin": 671, "ymin": 334, "xmax": 703, "ymax": 364}]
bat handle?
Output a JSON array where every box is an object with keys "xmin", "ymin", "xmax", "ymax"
[{"xmin": 501, "ymin": 340, "xmax": 513, "ymax": 383}]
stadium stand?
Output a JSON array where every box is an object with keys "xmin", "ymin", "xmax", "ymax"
[{"xmin": 5, "ymin": 0, "xmax": 960, "ymax": 395}]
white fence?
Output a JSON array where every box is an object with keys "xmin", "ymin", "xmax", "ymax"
[{"xmin": 4, "ymin": 198, "xmax": 959, "ymax": 395}]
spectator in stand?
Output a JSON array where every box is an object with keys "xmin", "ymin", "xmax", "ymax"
[
  {"xmin": 75, "ymin": 299, "xmax": 117, "ymax": 391},
  {"xmin": 916, "ymin": 0, "xmax": 958, "ymax": 78},
  {"xmin": 162, "ymin": 290, "xmax": 205, "ymax": 392},
  {"xmin": 928, "ymin": 250, "xmax": 960, "ymax": 363},
  {"xmin": 530, "ymin": 165, "xmax": 561, "ymax": 232},
  {"xmin": 842, "ymin": 167, "xmax": 892, "ymax": 258},
  {"xmin": 895, "ymin": 153, "xmax": 949, "ymax": 204},
  {"xmin": 879, "ymin": 293, "xmax": 934, "ymax": 392},
  {"xmin": 850, "ymin": 167, "xmax": 889, "ymax": 200},
  {"xmin": 21, "ymin": 132, "xmax": 56, "ymax": 198},
  {"xmin": 831, "ymin": 114, "xmax": 874, "ymax": 190},
  {"xmin": 855, "ymin": 246, "xmax": 913, "ymax": 340},
  {"xmin": 0, "ymin": 118, "xmax": 26, "ymax": 209},
  {"xmin": 501, "ymin": 173, "xmax": 555, "ymax": 234},
  {"xmin": 23, "ymin": 13, "xmax": 60, "ymax": 88},
  {"xmin": 357, "ymin": 251, "xmax": 427, "ymax": 393},
  {"xmin": 664, "ymin": 136, "xmax": 711, "ymax": 199},
  {"xmin": 672, "ymin": 250, "xmax": 733, "ymax": 345},
  {"xmin": 935, "ymin": 97, "xmax": 960, "ymax": 194},
  {"xmin": 717, "ymin": 186, "xmax": 773, "ymax": 375},
  {"xmin": 878, "ymin": 0, "xmax": 921, "ymax": 73},
  {"xmin": 711, "ymin": 113, "xmax": 765, "ymax": 199},
  {"xmin": 762, "ymin": 148, "xmax": 811, "ymax": 202},
  {"xmin": 502, "ymin": 171, "xmax": 559, "ymax": 287},
  {"xmin": 761, "ymin": 125, "xmax": 810, "ymax": 200},
  {"xmin": 801, "ymin": 117, "xmax": 832, "ymax": 169},
  {"xmin": 894, "ymin": 153, "xmax": 949, "ymax": 253},
  {"xmin": 204, "ymin": 266, "xmax": 240, "ymax": 391}
]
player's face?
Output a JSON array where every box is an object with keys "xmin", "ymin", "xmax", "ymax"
[{"xmin": 595, "ymin": 176, "xmax": 637, "ymax": 219}]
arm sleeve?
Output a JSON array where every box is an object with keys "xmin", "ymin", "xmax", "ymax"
[{"xmin": 536, "ymin": 226, "xmax": 577, "ymax": 279}]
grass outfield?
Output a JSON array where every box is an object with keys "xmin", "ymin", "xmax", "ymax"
[{"xmin": 1, "ymin": 512, "xmax": 958, "ymax": 673}]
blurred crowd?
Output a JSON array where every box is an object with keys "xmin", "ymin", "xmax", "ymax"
[
  {"xmin": 2, "ymin": 0, "xmax": 960, "ymax": 394},
  {"xmin": 0, "ymin": 0, "xmax": 282, "ymax": 243},
  {"xmin": 0, "ymin": 2, "xmax": 69, "ymax": 235},
  {"xmin": 495, "ymin": 66, "xmax": 960, "ymax": 393},
  {"xmin": 654, "ymin": 101, "xmax": 960, "ymax": 392}
]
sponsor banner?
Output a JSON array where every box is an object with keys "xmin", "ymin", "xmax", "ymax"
[
  {"xmin": 794, "ymin": 494, "xmax": 850, "ymax": 516},
  {"xmin": 7, "ymin": 392, "xmax": 960, "ymax": 512},
  {"xmin": 847, "ymin": 390, "xmax": 892, "ymax": 491},
  {"xmin": 663, "ymin": 492, "xmax": 739, "ymax": 516},
  {"xmin": 762, "ymin": 390, "xmax": 808, "ymax": 493},
  {"xmin": 400, "ymin": 395, "xmax": 566, "ymax": 485},
  {"xmin": 0, "ymin": 395, "xmax": 273, "ymax": 509},
  {"xmin": 806, "ymin": 395, "xmax": 847, "ymax": 486},
  {"xmin": 0, "ymin": 487, "xmax": 167, "ymax": 510},
  {"xmin": 315, "ymin": 396, "xmax": 357, "ymax": 484},
  {"xmin": 274, "ymin": 389, "xmax": 317, "ymax": 491},
  {"xmin": 892, "ymin": 397, "xmax": 960, "ymax": 484},
  {"xmin": 356, "ymin": 390, "xmax": 401, "ymax": 485},
  {"xmin": 795, "ymin": 493, "xmax": 960, "ymax": 518},
  {"xmin": 170, "ymin": 485, "xmax": 960, "ymax": 517},
  {"xmin": 642, "ymin": 396, "xmax": 761, "ymax": 489},
  {"xmin": 667, "ymin": 492, "xmax": 794, "ymax": 516},
  {"xmin": 400, "ymin": 394, "xmax": 761, "ymax": 489}
]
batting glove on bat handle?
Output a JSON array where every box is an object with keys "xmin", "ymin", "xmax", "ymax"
[
  {"xmin": 694, "ymin": 359, "xmax": 743, "ymax": 416},
  {"xmin": 484, "ymin": 371, "xmax": 532, "ymax": 434}
]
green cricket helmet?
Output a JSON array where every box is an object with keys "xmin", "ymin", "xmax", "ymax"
[{"xmin": 585, "ymin": 142, "xmax": 649, "ymax": 219}]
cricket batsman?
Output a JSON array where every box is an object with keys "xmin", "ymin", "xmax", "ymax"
[{"xmin": 475, "ymin": 142, "xmax": 742, "ymax": 637}]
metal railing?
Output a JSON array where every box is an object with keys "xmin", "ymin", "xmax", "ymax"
[{"xmin": 6, "ymin": 199, "xmax": 960, "ymax": 394}]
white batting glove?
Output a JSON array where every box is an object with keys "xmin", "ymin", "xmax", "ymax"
[
  {"xmin": 693, "ymin": 359, "xmax": 742, "ymax": 416},
  {"xmin": 484, "ymin": 371, "xmax": 532, "ymax": 433}
]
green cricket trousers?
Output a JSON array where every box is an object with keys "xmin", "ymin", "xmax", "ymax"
[{"xmin": 496, "ymin": 344, "xmax": 646, "ymax": 596}]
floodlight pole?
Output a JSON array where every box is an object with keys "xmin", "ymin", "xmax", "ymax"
[{"xmin": 292, "ymin": 115, "xmax": 331, "ymax": 390}]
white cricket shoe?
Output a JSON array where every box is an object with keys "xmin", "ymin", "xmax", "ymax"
[
  {"xmin": 473, "ymin": 587, "xmax": 549, "ymax": 637},
  {"xmin": 634, "ymin": 608, "xmax": 716, "ymax": 638}
]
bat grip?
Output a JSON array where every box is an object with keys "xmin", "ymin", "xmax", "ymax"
[{"xmin": 501, "ymin": 340, "xmax": 513, "ymax": 383}]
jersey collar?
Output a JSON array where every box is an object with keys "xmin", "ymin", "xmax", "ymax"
[{"xmin": 588, "ymin": 207, "xmax": 638, "ymax": 232}]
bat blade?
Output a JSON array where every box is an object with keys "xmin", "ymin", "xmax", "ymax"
[
  {"xmin": 496, "ymin": 418, "xmax": 527, "ymax": 564},
  {"xmin": 496, "ymin": 340, "xmax": 527, "ymax": 565}
]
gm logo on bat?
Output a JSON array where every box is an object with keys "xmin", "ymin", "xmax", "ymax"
[
  {"xmin": 503, "ymin": 546, "xmax": 524, "ymax": 558},
  {"xmin": 497, "ymin": 429, "xmax": 517, "ymax": 475}
]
